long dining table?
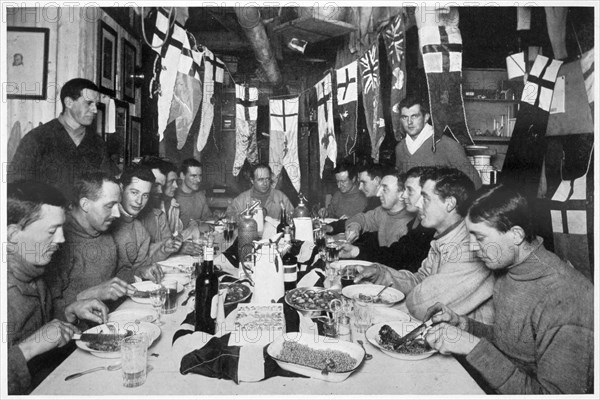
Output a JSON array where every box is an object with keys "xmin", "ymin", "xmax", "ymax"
[{"xmin": 32, "ymin": 253, "xmax": 485, "ymax": 396}]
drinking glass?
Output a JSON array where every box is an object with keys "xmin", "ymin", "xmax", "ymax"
[
  {"xmin": 149, "ymin": 285, "xmax": 167, "ymax": 326},
  {"xmin": 314, "ymin": 228, "xmax": 327, "ymax": 260},
  {"xmin": 353, "ymin": 295, "xmax": 374, "ymax": 339},
  {"xmin": 341, "ymin": 265, "xmax": 356, "ymax": 288},
  {"xmin": 161, "ymin": 279, "xmax": 179, "ymax": 314},
  {"xmin": 121, "ymin": 333, "xmax": 148, "ymax": 388},
  {"xmin": 325, "ymin": 240, "xmax": 340, "ymax": 263}
]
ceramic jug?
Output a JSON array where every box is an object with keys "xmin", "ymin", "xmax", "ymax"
[{"xmin": 242, "ymin": 241, "xmax": 284, "ymax": 304}]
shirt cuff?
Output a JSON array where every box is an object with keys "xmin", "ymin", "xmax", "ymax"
[{"xmin": 466, "ymin": 338, "xmax": 514, "ymax": 390}]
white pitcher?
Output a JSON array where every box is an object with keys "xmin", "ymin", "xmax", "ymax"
[{"xmin": 242, "ymin": 241, "xmax": 284, "ymax": 304}]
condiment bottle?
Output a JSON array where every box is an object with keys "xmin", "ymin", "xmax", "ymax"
[{"xmin": 195, "ymin": 236, "xmax": 218, "ymax": 334}]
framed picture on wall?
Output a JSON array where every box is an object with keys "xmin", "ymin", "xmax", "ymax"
[
  {"xmin": 6, "ymin": 27, "xmax": 50, "ymax": 99},
  {"xmin": 97, "ymin": 21, "xmax": 117, "ymax": 96},
  {"xmin": 130, "ymin": 116, "xmax": 142, "ymax": 160},
  {"xmin": 106, "ymin": 100, "xmax": 129, "ymax": 169},
  {"xmin": 122, "ymin": 38, "xmax": 137, "ymax": 103}
]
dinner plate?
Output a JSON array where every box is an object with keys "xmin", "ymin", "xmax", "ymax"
[
  {"xmin": 163, "ymin": 273, "xmax": 190, "ymax": 287},
  {"xmin": 157, "ymin": 255, "xmax": 196, "ymax": 273},
  {"xmin": 107, "ymin": 308, "xmax": 157, "ymax": 324},
  {"xmin": 284, "ymin": 287, "xmax": 342, "ymax": 312},
  {"xmin": 331, "ymin": 260, "xmax": 373, "ymax": 270},
  {"xmin": 342, "ymin": 284, "xmax": 405, "ymax": 306},
  {"xmin": 366, "ymin": 321, "xmax": 436, "ymax": 361},
  {"xmin": 129, "ymin": 281, "xmax": 184, "ymax": 304},
  {"xmin": 323, "ymin": 218, "xmax": 338, "ymax": 224},
  {"xmin": 75, "ymin": 322, "xmax": 161, "ymax": 359},
  {"xmin": 371, "ymin": 308, "xmax": 411, "ymax": 325}
]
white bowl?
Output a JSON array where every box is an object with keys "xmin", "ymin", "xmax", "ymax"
[
  {"xmin": 366, "ymin": 321, "xmax": 436, "ymax": 361},
  {"xmin": 267, "ymin": 333, "xmax": 365, "ymax": 382},
  {"xmin": 342, "ymin": 284, "xmax": 405, "ymax": 306}
]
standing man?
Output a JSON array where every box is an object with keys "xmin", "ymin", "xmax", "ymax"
[
  {"xmin": 328, "ymin": 161, "xmax": 368, "ymax": 219},
  {"xmin": 344, "ymin": 172, "xmax": 414, "ymax": 247},
  {"xmin": 9, "ymin": 78, "xmax": 119, "ymax": 199},
  {"xmin": 7, "ymin": 182, "xmax": 108, "ymax": 395},
  {"xmin": 175, "ymin": 158, "xmax": 213, "ymax": 229},
  {"xmin": 394, "ymin": 96, "xmax": 482, "ymax": 188},
  {"xmin": 111, "ymin": 166, "xmax": 180, "ymax": 281},
  {"xmin": 227, "ymin": 163, "xmax": 293, "ymax": 221},
  {"xmin": 351, "ymin": 168, "xmax": 494, "ymax": 322},
  {"xmin": 45, "ymin": 171, "xmax": 135, "ymax": 318}
]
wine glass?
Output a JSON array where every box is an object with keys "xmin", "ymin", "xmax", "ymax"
[{"xmin": 149, "ymin": 285, "xmax": 167, "ymax": 326}]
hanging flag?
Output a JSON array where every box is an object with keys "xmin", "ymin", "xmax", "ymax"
[
  {"xmin": 580, "ymin": 48, "xmax": 594, "ymax": 114},
  {"xmin": 416, "ymin": 7, "xmax": 473, "ymax": 148},
  {"xmin": 314, "ymin": 73, "xmax": 337, "ymax": 177},
  {"xmin": 233, "ymin": 84, "xmax": 259, "ymax": 176},
  {"xmin": 359, "ymin": 42, "xmax": 385, "ymax": 161},
  {"xmin": 383, "ymin": 13, "xmax": 407, "ymax": 140},
  {"xmin": 151, "ymin": 9, "xmax": 187, "ymax": 142},
  {"xmin": 196, "ymin": 49, "xmax": 225, "ymax": 152},
  {"xmin": 501, "ymin": 55, "xmax": 563, "ymax": 197},
  {"xmin": 269, "ymin": 97, "xmax": 300, "ymax": 192},
  {"xmin": 167, "ymin": 31, "xmax": 203, "ymax": 150},
  {"xmin": 335, "ymin": 61, "xmax": 358, "ymax": 157}
]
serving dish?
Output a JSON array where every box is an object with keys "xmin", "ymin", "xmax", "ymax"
[
  {"xmin": 75, "ymin": 322, "xmax": 161, "ymax": 359},
  {"xmin": 366, "ymin": 321, "xmax": 436, "ymax": 361},
  {"xmin": 107, "ymin": 308, "xmax": 157, "ymax": 324},
  {"xmin": 266, "ymin": 332, "xmax": 365, "ymax": 382},
  {"xmin": 342, "ymin": 284, "xmax": 405, "ymax": 306},
  {"xmin": 284, "ymin": 287, "xmax": 342, "ymax": 312}
]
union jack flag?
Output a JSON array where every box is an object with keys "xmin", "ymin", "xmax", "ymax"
[
  {"xmin": 384, "ymin": 14, "xmax": 405, "ymax": 64},
  {"xmin": 360, "ymin": 44, "xmax": 379, "ymax": 94}
]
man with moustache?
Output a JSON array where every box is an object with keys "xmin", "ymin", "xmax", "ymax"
[
  {"xmin": 341, "ymin": 167, "xmax": 436, "ymax": 272},
  {"xmin": 9, "ymin": 78, "xmax": 118, "ymax": 198},
  {"xmin": 175, "ymin": 158, "xmax": 213, "ymax": 229},
  {"xmin": 111, "ymin": 165, "xmax": 181, "ymax": 281},
  {"xmin": 350, "ymin": 168, "xmax": 494, "ymax": 322},
  {"xmin": 45, "ymin": 171, "xmax": 136, "ymax": 318},
  {"xmin": 7, "ymin": 182, "xmax": 109, "ymax": 395},
  {"xmin": 328, "ymin": 161, "xmax": 368, "ymax": 219}
]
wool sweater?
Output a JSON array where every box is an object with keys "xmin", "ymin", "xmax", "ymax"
[
  {"xmin": 226, "ymin": 188, "xmax": 293, "ymax": 221},
  {"xmin": 395, "ymin": 131, "xmax": 482, "ymax": 188},
  {"xmin": 346, "ymin": 206, "xmax": 415, "ymax": 247},
  {"xmin": 45, "ymin": 212, "xmax": 125, "ymax": 317},
  {"xmin": 465, "ymin": 239, "xmax": 593, "ymax": 394},
  {"xmin": 328, "ymin": 185, "xmax": 368, "ymax": 219},
  {"xmin": 174, "ymin": 189, "xmax": 213, "ymax": 229},
  {"xmin": 139, "ymin": 207, "xmax": 173, "ymax": 259},
  {"xmin": 371, "ymin": 220, "xmax": 495, "ymax": 323}
]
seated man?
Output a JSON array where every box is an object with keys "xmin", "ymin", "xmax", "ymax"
[
  {"xmin": 351, "ymin": 167, "xmax": 494, "ymax": 322},
  {"xmin": 327, "ymin": 161, "xmax": 368, "ymax": 219},
  {"xmin": 424, "ymin": 185, "xmax": 593, "ymax": 394},
  {"xmin": 175, "ymin": 158, "xmax": 213, "ymax": 229},
  {"xmin": 7, "ymin": 182, "xmax": 108, "ymax": 395},
  {"xmin": 45, "ymin": 171, "xmax": 135, "ymax": 318},
  {"xmin": 342, "ymin": 167, "xmax": 435, "ymax": 272},
  {"xmin": 357, "ymin": 163, "xmax": 383, "ymax": 212},
  {"xmin": 226, "ymin": 163, "xmax": 293, "ymax": 221},
  {"xmin": 111, "ymin": 166, "xmax": 181, "ymax": 281},
  {"xmin": 344, "ymin": 172, "xmax": 414, "ymax": 247},
  {"xmin": 138, "ymin": 157, "xmax": 201, "ymax": 256}
]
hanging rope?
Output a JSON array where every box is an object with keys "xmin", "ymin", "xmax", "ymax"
[{"xmin": 141, "ymin": 7, "xmax": 176, "ymax": 49}]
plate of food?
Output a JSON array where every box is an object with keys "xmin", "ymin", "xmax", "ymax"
[
  {"xmin": 129, "ymin": 281, "xmax": 184, "ymax": 304},
  {"xmin": 156, "ymin": 255, "xmax": 195, "ymax": 273},
  {"xmin": 107, "ymin": 308, "xmax": 157, "ymax": 324},
  {"xmin": 342, "ymin": 284, "xmax": 405, "ymax": 306},
  {"xmin": 284, "ymin": 287, "xmax": 342, "ymax": 312},
  {"xmin": 75, "ymin": 322, "xmax": 161, "ymax": 359},
  {"xmin": 219, "ymin": 281, "xmax": 252, "ymax": 306},
  {"xmin": 366, "ymin": 321, "xmax": 436, "ymax": 361}
]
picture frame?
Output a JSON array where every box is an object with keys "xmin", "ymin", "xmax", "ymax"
[
  {"xmin": 97, "ymin": 21, "xmax": 118, "ymax": 96},
  {"xmin": 122, "ymin": 38, "xmax": 137, "ymax": 103},
  {"xmin": 130, "ymin": 116, "xmax": 142, "ymax": 160},
  {"xmin": 106, "ymin": 100, "xmax": 130, "ymax": 169},
  {"xmin": 6, "ymin": 27, "xmax": 50, "ymax": 100}
]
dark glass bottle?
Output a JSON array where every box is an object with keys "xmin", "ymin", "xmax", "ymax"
[
  {"xmin": 282, "ymin": 252, "xmax": 298, "ymax": 292},
  {"xmin": 276, "ymin": 201, "xmax": 288, "ymax": 233},
  {"xmin": 194, "ymin": 242, "xmax": 218, "ymax": 334}
]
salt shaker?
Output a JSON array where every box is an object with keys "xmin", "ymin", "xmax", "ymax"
[{"xmin": 338, "ymin": 315, "xmax": 352, "ymax": 342}]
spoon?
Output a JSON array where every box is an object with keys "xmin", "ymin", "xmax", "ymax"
[
  {"xmin": 321, "ymin": 358, "xmax": 336, "ymax": 375},
  {"xmin": 181, "ymin": 290, "xmax": 196, "ymax": 306},
  {"xmin": 374, "ymin": 282, "xmax": 393, "ymax": 302},
  {"xmin": 65, "ymin": 363, "xmax": 121, "ymax": 381},
  {"xmin": 357, "ymin": 340, "xmax": 373, "ymax": 360}
]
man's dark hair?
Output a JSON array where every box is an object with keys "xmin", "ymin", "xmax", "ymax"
[
  {"xmin": 8, "ymin": 181, "xmax": 69, "ymax": 228},
  {"xmin": 358, "ymin": 163, "xmax": 384, "ymax": 181},
  {"xmin": 467, "ymin": 184, "xmax": 536, "ymax": 242},
  {"xmin": 180, "ymin": 158, "xmax": 203, "ymax": 175},
  {"xmin": 398, "ymin": 95, "xmax": 430, "ymax": 115},
  {"xmin": 421, "ymin": 167, "xmax": 475, "ymax": 217},
  {"xmin": 334, "ymin": 160, "xmax": 358, "ymax": 181},
  {"xmin": 60, "ymin": 78, "xmax": 99, "ymax": 110},
  {"xmin": 119, "ymin": 165, "xmax": 156, "ymax": 188},
  {"xmin": 73, "ymin": 171, "xmax": 119, "ymax": 204},
  {"xmin": 139, "ymin": 156, "xmax": 176, "ymax": 176},
  {"xmin": 250, "ymin": 163, "xmax": 272, "ymax": 179},
  {"xmin": 406, "ymin": 166, "xmax": 436, "ymax": 181}
]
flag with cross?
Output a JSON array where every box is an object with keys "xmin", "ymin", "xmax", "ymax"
[
  {"xmin": 315, "ymin": 73, "xmax": 337, "ymax": 177},
  {"xmin": 269, "ymin": 97, "xmax": 300, "ymax": 192},
  {"xmin": 416, "ymin": 6, "xmax": 473, "ymax": 149},
  {"xmin": 359, "ymin": 42, "xmax": 385, "ymax": 161},
  {"xmin": 384, "ymin": 13, "xmax": 407, "ymax": 140},
  {"xmin": 196, "ymin": 49, "xmax": 225, "ymax": 152},
  {"xmin": 500, "ymin": 55, "xmax": 563, "ymax": 197},
  {"xmin": 232, "ymin": 84, "xmax": 259, "ymax": 176},
  {"xmin": 336, "ymin": 60, "xmax": 358, "ymax": 157}
]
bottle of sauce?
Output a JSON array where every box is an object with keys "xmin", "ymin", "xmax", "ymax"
[
  {"xmin": 276, "ymin": 201, "xmax": 288, "ymax": 233},
  {"xmin": 195, "ymin": 237, "xmax": 218, "ymax": 334}
]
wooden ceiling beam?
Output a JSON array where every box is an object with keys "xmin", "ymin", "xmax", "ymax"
[{"xmin": 190, "ymin": 31, "xmax": 252, "ymax": 52}]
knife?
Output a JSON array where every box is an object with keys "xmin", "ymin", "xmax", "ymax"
[
  {"xmin": 130, "ymin": 290, "xmax": 151, "ymax": 298},
  {"xmin": 73, "ymin": 332, "xmax": 132, "ymax": 343},
  {"xmin": 395, "ymin": 318, "xmax": 436, "ymax": 347}
]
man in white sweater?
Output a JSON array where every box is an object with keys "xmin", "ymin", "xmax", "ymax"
[{"xmin": 351, "ymin": 167, "xmax": 494, "ymax": 323}]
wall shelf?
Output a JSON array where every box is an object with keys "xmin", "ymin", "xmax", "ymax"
[
  {"xmin": 464, "ymin": 98, "xmax": 518, "ymax": 104},
  {"xmin": 473, "ymin": 136, "xmax": 511, "ymax": 143}
]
